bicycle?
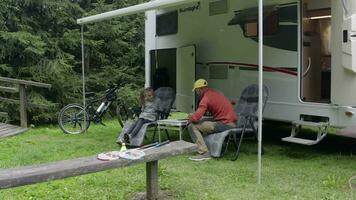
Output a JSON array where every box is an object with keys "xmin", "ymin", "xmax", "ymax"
[{"xmin": 58, "ymin": 85, "xmax": 140, "ymax": 134}]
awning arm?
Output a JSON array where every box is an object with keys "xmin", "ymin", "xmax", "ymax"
[
  {"xmin": 257, "ymin": 0, "xmax": 263, "ymax": 185},
  {"xmin": 77, "ymin": 0, "xmax": 200, "ymax": 25}
]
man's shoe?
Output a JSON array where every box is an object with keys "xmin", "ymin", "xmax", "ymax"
[{"xmin": 189, "ymin": 152, "xmax": 211, "ymax": 161}]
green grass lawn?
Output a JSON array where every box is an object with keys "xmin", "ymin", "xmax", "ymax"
[{"xmin": 0, "ymin": 119, "xmax": 355, "ymax": 200}]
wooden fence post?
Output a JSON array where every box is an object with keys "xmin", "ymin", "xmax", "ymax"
[
  {"xmin": 146, "ymin": 161, "xmax": 159, "ymax": 200},
  {"xmin": 19, "ymin": 84, "xmax": 27, "ymax": 128}
]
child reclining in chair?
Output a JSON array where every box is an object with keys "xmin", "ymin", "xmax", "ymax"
[{"xmin": 117, "ymin": 87, "xmax": 158, "ymax": 144}]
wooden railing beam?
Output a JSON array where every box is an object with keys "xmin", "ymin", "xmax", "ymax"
[
  {"xmin": 0, "ymin": 97, "xmax": 18, "ymax": 104},
  {"xmin": 0, "ymin": 112, "xmax": 8, "ymax": 118},
  {"xmin": 0, "ymin": 97, "xmax": 52, "ymax": 109},
  {"xmin": 0, "ymin": 77, "xmax": 51, "ymax": 88},
  {"xmin": 0, "ymin": 86, "xmax": 18, "ymax": 93}
]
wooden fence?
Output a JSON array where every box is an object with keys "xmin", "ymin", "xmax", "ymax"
[{"xmin": 0, "ymin": 77, "xmax": 51, "ymax": 128}]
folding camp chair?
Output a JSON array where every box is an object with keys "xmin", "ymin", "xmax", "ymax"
[
  {"xmin": 203, "ymin": 84, "xmax": 269, "ymax": 160},
  {"xmin": 117, "ymin": 87, "xmax": 175, "ymax": 146}
]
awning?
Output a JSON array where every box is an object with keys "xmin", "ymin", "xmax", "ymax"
[
  {"xmin": 77, "ymin": 0, "xmax": 200, "ymax": 25},
  {"xmin": 228, "ymin": 5, "xmax": 277, "ymax": 25},
  {"xmin": 77, "ymin": 0, "xmax": 265, "ymax": 185}
]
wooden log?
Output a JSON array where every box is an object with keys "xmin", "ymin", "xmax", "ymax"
[
  {"xmin": 0, "ymin": 86, "xmax": 18, "ymax": 93},
  {"xmin": 146, "ymin": 161, "xmax": 158, "ymax": 200},
  {"xmin": 0, "ymin": 141, "xmax": 197, "ymax": 189},
  {"xmin": 0, "ymin": 77, "xmax": 51, "ymax": 88},
  {"xmin": 19, "ymin": 84, "xmax": 27, "ymax": 128}
]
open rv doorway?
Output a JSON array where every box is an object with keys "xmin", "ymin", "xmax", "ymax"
[
  {"xmin": 301, "ymin": 0, "xmax": 331, "ymax": 103},
  {"xmin": 150, "ymin": 48, "xmax": 177, "ymax": 91},
  {"xmin": 149, "ymin": 46, "xmax": 196, "ymax": 113}
]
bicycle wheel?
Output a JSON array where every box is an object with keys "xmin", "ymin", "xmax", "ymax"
[{"xmin": 58, "ymin": 104, "xmax": 90, "ymax": 134}]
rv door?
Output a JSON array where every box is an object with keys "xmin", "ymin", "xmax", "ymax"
[
  {"xmin": 331, "ymin": 0, "xmax": 356, "ymax": 105},
  {"xmin": 342, "ymin": 0, "xmax": 356, "ymax": 73},
  {"xmin": 176, "ymin": 45, "xmax": 196, "ymax": 113},
  {"xmin": 342, "ymin": 14, "xmax": 356, "ymax": 72}
]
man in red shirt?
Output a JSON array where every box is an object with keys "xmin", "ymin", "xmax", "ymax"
[{"xmin": 188, "ymin": 79, "xmax": 237, "ymax": 161}]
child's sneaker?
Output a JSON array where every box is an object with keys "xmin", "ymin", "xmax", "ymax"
[
  {"xmin": 123, "ymin": 133, "xmax": 130, "ymax": 144},
  {"xmin": 116, "ymin": 137, "xmax": 124, "ymax": 145}
]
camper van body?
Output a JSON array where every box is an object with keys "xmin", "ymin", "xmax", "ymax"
[{"xmin": 144, "ymin": 0, "xmax": 356, "ymax": 136}]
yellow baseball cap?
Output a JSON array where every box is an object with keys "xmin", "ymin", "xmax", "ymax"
[{"xmin": 192, "ymin": 79, "xmax": 208, "ymax": 92}]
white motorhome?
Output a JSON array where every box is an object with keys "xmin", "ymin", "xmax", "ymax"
[
  {"xmin": 78, "ymin": 0, "xmax": 356, "ymax": 145},
  {"xmin": 142, "ymin": 0, "xmax": 356, "ymax": 145}
]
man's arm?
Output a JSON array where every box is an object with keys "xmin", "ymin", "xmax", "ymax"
[{"xmin": 188, "ymin": 97, "xmax": 208, "ymax": 123}]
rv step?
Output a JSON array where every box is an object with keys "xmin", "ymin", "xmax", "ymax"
[
  {"xmin": 282, "ymin": 136, "xmax": 321, "ymax": 146},
  {"xmin": 292, "ymin": 120, "xmax": 328, "ymax": 127},
  {"xmin": 282, "ymin": 120, "xmax": 328, "ymax": 145}
]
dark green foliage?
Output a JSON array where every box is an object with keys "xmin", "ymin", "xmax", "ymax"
[{"xmin": 0, "ymin": 0, "xmax": 146, "ymax": 124}]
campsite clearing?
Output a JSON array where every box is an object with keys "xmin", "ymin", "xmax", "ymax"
[{"xmin": 0, "ymin": 120, "xmax": 355, "ymax": 200}]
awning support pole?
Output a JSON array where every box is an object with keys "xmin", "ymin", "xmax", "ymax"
[
  {"xmin": 81, "ymin": 25, "xmax": 87, "ymax": 133},
  {"xmin": 257, "ymin": 0, "xmax": 263, "ymax": 184}
]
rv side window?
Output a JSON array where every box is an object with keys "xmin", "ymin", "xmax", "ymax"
[
  {"xmin": 243, "ymin": 11, "xmax": 279, "ymax": 37},
  {"xmin": 156, "ymin": 11, "xmax": 178, "ymax": 36}
]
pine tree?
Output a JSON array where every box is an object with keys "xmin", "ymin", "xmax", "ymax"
[{"xmin": 0, "ymin": 0, "xmax": 146, "ymax": 124}]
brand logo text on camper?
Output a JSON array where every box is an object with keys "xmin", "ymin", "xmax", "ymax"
[{"xmin": 179, "ymin": 2, "xmax": 200, "ymax": 13}]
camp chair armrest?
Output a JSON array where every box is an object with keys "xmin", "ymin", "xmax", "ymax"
[
  {"xmin": 156, "ymin": 110, "xmax": 169, "ymax": 115},
  {"xmin": 156, "ymin": 110, "xmax": 170, "ymax": 119}
]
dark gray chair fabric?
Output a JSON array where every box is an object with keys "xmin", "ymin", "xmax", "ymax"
[
  {"xmin": 117, "ymin": 87, "xmax": 175, "ymax": 146},
  {"xmin": 203, "ymin": 84, "xmax": 269, "ymax": 158},
  {"xmin": 154, "ymin": 87, "xmax": 176, "ymax": 119}
]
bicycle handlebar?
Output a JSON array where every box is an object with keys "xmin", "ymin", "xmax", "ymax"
[{"xmin": 86, "ymin": 81, "xmax": 128, "ymax": 102}]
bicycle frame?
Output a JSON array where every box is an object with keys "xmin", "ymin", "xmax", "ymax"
[
  {"xmin": 84, "ymin": 86, "xmax": 118, "ymax": 124},
  {"xmin": 59, "ymin": 84, "xmax": 142, "ymax": 134}
]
